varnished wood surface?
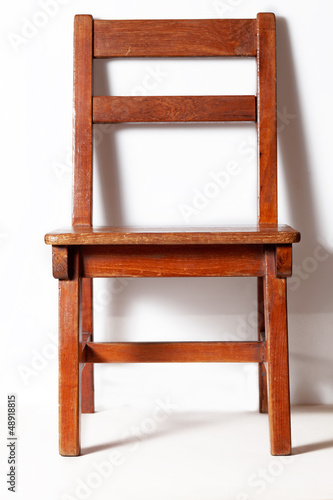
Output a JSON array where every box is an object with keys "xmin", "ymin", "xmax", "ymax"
[
  {"xmin": 72, "ymin": 15, "xmax": 93, "ymax": 226},
  {"xmin": 257, "ymin": 13, "xmax": 277, "ymax": 224},
  {"xmin": 80, "ymin": 244, "xmax": 264, "ymax": 278},
  {"xmin": 52, "ymin": 246, "xmax": 69, "ymax": 280},
  {"xmin": 81, "ymin": 278, "xmax": 93, "ymax": 334},
  {"xmin": 257, "ymin": 277, "xmax": 268, "ymax": 413},
  {"xmin": 94, "ymin": 19, "xmax": 257, "ymax": 58},
  {"xmin": 93, "ymin": 96, "xmax": 256, "ymax": 123},
  {"xmin": 58, "ymin": 251, "xmax": 81, "ymax": 456},
  {"xmin": 276, "ymin": 245, "xmax": 292, "ymax": 278},
  {"xmin": 81, "ymin": 279, "xmax": 94, "ymax": 414},
  {"xmin": 85, "ymin": 341, "xmax": 265, "ymax": 363},
  {"xmin": 47, "ymin": 13, "xmax": 300, "ymax": 456},
  {"xmin": 45, "ymin": 225, "xmax": 300, "ymax": 245},
  {"xmin": 264, "ymin": 249, "xmax": 291, "ymax": 455}
]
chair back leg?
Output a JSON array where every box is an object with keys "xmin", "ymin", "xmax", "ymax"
[
  {"xmin": 258, "ymin": 277, "xmax": 268, "ymax": 413},
  {"xmin": 81, "ymin": 277, "xmax": 95, "ymax": 414}
]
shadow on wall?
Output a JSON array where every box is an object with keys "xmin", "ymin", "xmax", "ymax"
[
  {"xmin": 92, "ymin": 18, "xmax": 333, "ymax": 404},
  {"xmin": 277, "ymin": 17, "xmax": 333, "ymax": 403},
  {"xmin": 277, "ymin": 17, "xmax": 332, "ymax": 313}
]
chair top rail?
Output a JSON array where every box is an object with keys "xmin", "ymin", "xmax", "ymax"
[{"xmin": 93, "ymin": 18, "xmax": 257, "ymax": 58}]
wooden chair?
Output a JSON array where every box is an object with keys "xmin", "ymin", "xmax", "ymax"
[{"xmin": 45, "ymin": 13, "xmax": 300, "ymax": 456}]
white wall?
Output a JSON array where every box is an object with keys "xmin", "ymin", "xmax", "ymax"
[{"xmin": 2, "ymin": 0, "xmax": 333, "ymax": 414}]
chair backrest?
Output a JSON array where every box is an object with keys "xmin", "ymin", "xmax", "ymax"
[{"xmin": 72, "ymin": 14, "xmax": 277, "ymax": 227}]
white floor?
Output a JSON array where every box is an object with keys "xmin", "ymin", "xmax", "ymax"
[{"xmin": 1, "ymin": 403, "xmax": 333, "ymax": 500}]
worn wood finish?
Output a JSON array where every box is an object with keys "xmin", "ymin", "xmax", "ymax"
[
  {"xmin": 257, "ymin": 13, "xmax": 277, "ymax": 225},
  {"xmin": 81, "ymin": 278, "xmax": 94, "ymax": 414},
  {"xmin": 52, "ymin": 246, "xmax": 69, "ymax": 280},
  {"xmin": 72, "ymin": 15, "xmax": 93, "ymax": 226},
  {"xmin": 276, "ymin": 245, "xmax": 293, "ymax": 278},
  {"xmin": 264, "ymin": 249, "xmax": 291, "ymax": 455},
  {"xmin": 45, "ymin": 225, "xmax": 300, "ymax": 246},
  {"xmin": 81, "ymin": 244, "xmax": 264, "ymax": 278},
  {"xmin": 81, "ymin": 278, "xmax": 93, "ymax": 333},
  {"xmin": 58, "ymin": 251, "xmax": 81, "ymax": 456},
  {"xmin": 93, "ymin": 96, "xmax": 256, "ymax": 123},
  {"xmin": 46, "ymin": 13, "xmax": 301, "ymax": 456},
  {"xmin": 94, "ymin": 19, "xmax": 257, "ymax": 58},
  {"xmin": 256, "ymin": 12, "xmax": 278, "ymax": 421},
  {"xmin": 72, "ymin": 14, "xmax": 94, "ymax": 415},
  {"xmin": 85, "ymin": 341, "xmax": 265, "ymax": 363},
  {"xmin": 258, "ymin": 277, "xmax": 268, "ymax": 413}
]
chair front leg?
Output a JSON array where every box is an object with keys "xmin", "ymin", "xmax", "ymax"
[
  {"xmin": 58, "ymin": 250, "xmax": 82, "ymax": 456},
  {"xmin": 264, "ymin": 248, "xmax": 291, "ymax": 456}
]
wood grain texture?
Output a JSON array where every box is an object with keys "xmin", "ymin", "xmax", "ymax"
[
  {"xmin": 85, "ymin": 341, "xmax": 265, "ymax": 363},
  {"xmin": 72, "ymin": 15, "xmax": 93, "ymax": 226},
  {"xmin": 93, "ymin": 96, "xmax": 256, "ymax": 123},
  {"xmin": 264, "ymin": 249, "xmax": 291, "ymax": 455},
  {"xmin": 45, "ymin": 225, "xmax": 300, "ymax": 246},
  {"xmin": 81, "ymin": 278, "xmax": 93, "ymax": 334},
  {"xmin": 94, "ymin": 19, "xmax": 257, "ymax": 58},
  {"xmin": 257, "ymin": 13, "xmax": 277, "ymax": 224},
  {"xmin": 52, "ymin": 246, "xmax": 69, "ymax": 280},
  {"xmin": 81, "ymin": 278, "xmax": 94, "ymax": 414},
  {"xmin": 81, "ymin": 244, "xmax": 264, "ymax": 278},
  {"xmin": 258, "ymin": 276, "xmax": 268, "ymax": 413},
  {"xmin": 45, "ymin": 13, "xmax": 301, "ymax": 457},
  {"xmin": 276, "ymin": 245, "xmax": 292, "ymax": 278},
  {"xmin": 58, "ymin": 251, "xmax": 81, "ymax": 456}
]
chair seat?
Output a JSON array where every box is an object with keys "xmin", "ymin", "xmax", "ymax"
[{"xmin": 45, "ymin": 224, "xmax": 300, "ymax": 246}]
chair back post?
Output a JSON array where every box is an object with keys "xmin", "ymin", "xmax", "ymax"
[
  {"xmin": 72, "ymin": 15, "xmax": 93, "ymax": 227},
  {"xmin": 256, "ymin": 13, "xmax": 277, "ymax": 225},
  {"xmin": 72, "ymin": 16, "xmax": 94, "ymax": 418}
]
